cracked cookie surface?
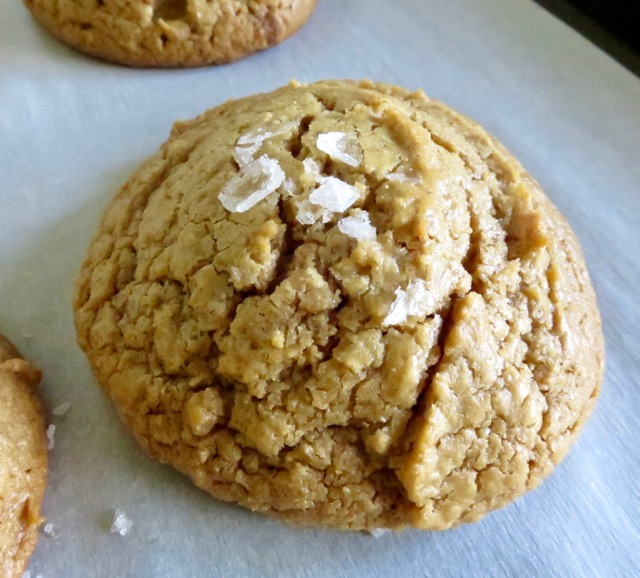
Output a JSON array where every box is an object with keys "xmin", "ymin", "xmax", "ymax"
[
  {"xmin": 0, "ymin": 335, "xmax": 47, "ymax": 577},
  {"xmin": 23, "ymin": 0, "xmax": 317, "ymax": 67},
  {"xmin": 74, "ymin": 80, "xmax": 604, "ymax": 530}
]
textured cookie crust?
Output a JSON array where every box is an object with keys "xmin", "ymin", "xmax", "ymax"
[
  {"xmin": 0, "ymin": 335, "xmax": 47, "ymax": 577},
  {"xmin": 74, "ymin": 80, "xmax": 604, "ymax": 530},
  {"xmin": 23, "ymin": 0, "xmax": 317, "ymax": 68}
]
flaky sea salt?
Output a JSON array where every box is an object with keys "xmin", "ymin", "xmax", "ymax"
[
  {"xmin": 295, "ymin": 199, "xmax": 318, "ymax": 225},
  {"xmin": 309, "ymin": 177, "xmax": 359, "ymax": 213},
  {"xmin": 52, "ymin": 402, "xmax": 71, "ymax": 417},
  {"xmin": 219, "ymin": 155, "xmax": 285, "ymax": 213},
  {"xmin": 295, "ymin": 199, "xmax": 332, "ymax": 225},
  {"xmin": 46, "ymin": 424, "xmax": 56, "ymax": 450},
  {"xmin": 383, "ymin": 287, "xmax": 409, "ymax": 326},
  {"xmin": 317, "ymin": 132, "xmax": 363, "ymax": 167},
  {"xmin": 233, "ymin": 145, "xmax": 258, "ymax": 167},
  {"xmin": 383, "ymin": 279, "xmax": 435, "ymax": 326},
  {"xmin": 234, "ymin": 122, "xmax": 296, "ymax": 167},
  {"xmin": 42, "ymin": 523, "xmax": 60, "ymax": 539},
  {"xmin": 387, "ymin": 167, "xmax": 421, "ymax": 184},
  {"xmin": 282, "ymin": 177, "xmax": 297, "ymax": 196},
  {"xmin": 303, "ymin": 157, "xmax": 322, "ymax": 181},
  {"xmin": 405, "ymin": 278, "xmax": 435, "ymax": 317},
  {"xmin": 110, "ymin": 509, "xmax": 133, "ymax": 537},
  {"xmin": 370, "ymin": 528, "xmax": 391, "ymax": 538},
  {"xmin": 337, "ymin": 209, "xmax": 377, "ymax": 241}
]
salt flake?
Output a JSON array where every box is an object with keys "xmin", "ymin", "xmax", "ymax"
[
  {"xmin": 233, "ymin": 144, "xmax": 259, "ymax": 167},
  {"xmin": 303, "ymin": 158, "xmax": 322, "ymax": 181},
  {"xmin": 234, "ymin": 122, "xmax": 296, "ymax": 167},
  {"xmin": 219, "ymin": 155, "xmax": 285, "ymax": 213},
  {"xmin": 52, "ymin": 402, "xmax": 71, "ymax": 417},
  {"xmin": 295, "ymin": 199, "xmax": 332, "ymax": 225},
  {"xmin": 295, "ymin": 200, "xmax": 318, "ymax": 225},
  {"xmin": 309, "ymin": 177, "xmax": 359, "ymax": 213},
  {"xmin": 110, "ymin": 509, "xmax": 133, "ymax": 537},
  {"xmin": 237, "ymin": 122, "xmax": 296, "ymax": 147},
  {"xmin": 405, "ymin": 279, "xmax": 435, "ymax": 317},
  {"xmin": 387, "ymin": 167, "xmax": 421, "ymax": 184},
  {"xmin": 383, "ymin": 287, "xmax": 409, "ymax": 326},
  {"xmin": 43, "ymin": 523, "xmax": 60, "ymax": 539},
  {"xmin": 384, "ymin": 279, "xmax": 434, "ymax": 326},
  {"xmin": 338, "ymin": 209, "xmax": 377, "ymax": 241},
  {"xmin": 282, "ymin": 178, "xmax": 297, "ymax": 196},
  {"xmin": 370, "ymin": 528, "xmax": 391, "ymax": 538},
  {"xmin": 317, "ymin": 132, "xmax": 363, "ymax": 167},
  {"xmin": 46, "ymin": 424, "xmax": 56, "ymax": 450}
]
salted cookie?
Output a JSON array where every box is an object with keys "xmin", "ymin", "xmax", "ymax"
[
  {"xmin": 74, "ymin": 80, "xmax": 604, "ymax": 530},
  {"xmin": 23, "ymin": 0, "xmax": 317, "ymax": 68},
  {"xmin": 0, "ymin": 335, "xmax": 47, "ymax": 577}
]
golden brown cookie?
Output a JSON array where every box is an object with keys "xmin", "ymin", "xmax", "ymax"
[
  {"xmin": 23, "ymin": 0, "xmax": 317, "ymax": 68},
  {"xmin": 74, "ymin": 80, "xmax": 604, "ymax": 530},
  {"xmin": 0, "ymin": 335, "xmax": 47, "ymax": 577}
]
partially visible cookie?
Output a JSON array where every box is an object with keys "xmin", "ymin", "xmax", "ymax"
[
  {"xmin": 0, "ymin": 334, "xmax": 47, "ymax": 578},
  {"xmin": 22, "ymin": 0, "xmax": 317, "ymax": 68}
]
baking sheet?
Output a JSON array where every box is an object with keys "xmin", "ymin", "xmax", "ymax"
[{"xmin": 1, "ymin": 0, "xmax": 639, "ymax": 576}]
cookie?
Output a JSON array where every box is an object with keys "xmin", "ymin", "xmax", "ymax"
[
  {"xmin": 23, "ymin": 0, "xmax": 317, "ymax": 68},
  {"xmin": 74, "ymin": 80, "xmax": 604, "ymax": 530},
  {"xmin": 0, "ymin": 335, "xmax": 47, "ymax": 577}
]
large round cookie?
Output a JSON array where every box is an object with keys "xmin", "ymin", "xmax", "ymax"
[
  {"xmin": 23, "ymin": 0, "xmax": 317, "ymax": 68},
  {"xmin": 0, "ymin": 335, "xmax": 47, "ymax": 577},
  {"xmin": 74, "ymin": 80, "xmax": 604, "ymax": 530}
]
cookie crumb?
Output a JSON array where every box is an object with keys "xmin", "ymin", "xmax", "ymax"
[
  {"xmin": 52, "ymin": 402, "xmax": 71, "ymax": 417},
  {"xmin": 317, "ymin": 132, "xmax": 363, "ymax": 167},
  {"xmin": 42, "ymin": 522, "xmax": 60, "ymax": 539},
  {"xmin": 46, "ymin": 424, "xmax": 56, "ymax": 450},
  {"xmin": 110, "ymin": 509, "xmax": 133, "ymax": 537},
  {"xmin": 219, "ymin": 155, "xmax": 285, "ymax": 213},
  {"xmin": 338, "ymin": 209, "xmax": 376, "ymax": 241},
  {"xmin": 309, "ymin": 177, "xmax": 359, "ymax": 213}
]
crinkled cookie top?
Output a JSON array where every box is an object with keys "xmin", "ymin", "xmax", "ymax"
[{"xmin": 74, "ymin": 80, "xmax": 604, "ymax": 530}]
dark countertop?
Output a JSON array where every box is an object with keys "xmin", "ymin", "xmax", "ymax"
[{"xmin": 536, "ymin": 0, "xmax": 640, "ymax": 75}]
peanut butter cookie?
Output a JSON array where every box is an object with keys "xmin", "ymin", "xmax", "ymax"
[
  {"xmin": 0, "ymin": 335, "xmax": 47, "ymax": 577},
  {"xmin": 23, "ymin": 0, "xmax": 317, "ymax": 67},
  {"xmin": 74, "ymin": 80, "xmax": 604, "ymax": 530}
]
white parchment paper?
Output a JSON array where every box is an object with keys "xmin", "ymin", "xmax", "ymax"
[{"xmin": 1, "ymin": 1, "xmax": 639, "ymax": 576}]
